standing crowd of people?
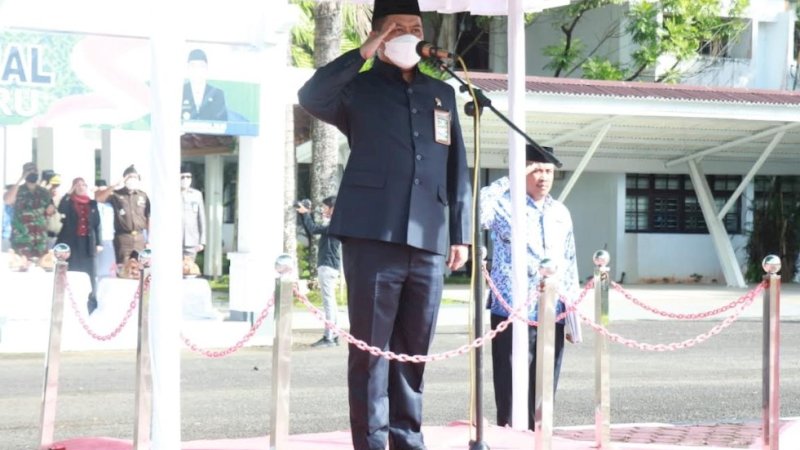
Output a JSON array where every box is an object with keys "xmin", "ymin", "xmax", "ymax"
[{"xmin": 3, "ymin": 161, "xmax": 206, "ymax": 314}]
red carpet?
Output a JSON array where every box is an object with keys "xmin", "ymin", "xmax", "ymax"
[{"xmin": 48, "ymin": 422, "xmax": 752, "ymax": 450}]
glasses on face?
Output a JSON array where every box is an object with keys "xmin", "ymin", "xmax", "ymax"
[{"xmin": 181, "ymin": 175, "xmax": 192, "ymax": 179}]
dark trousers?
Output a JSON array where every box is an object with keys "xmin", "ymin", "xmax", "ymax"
[
  {"xmin": 113, "ymin": 232, "xmax": 145, "ymax": 264},
  {"xmin": 490, "ymin": 313, "xmax": 565, "ymax": 431},
  {"xmin": 67, "ymin": 236, "xmax": 98, "ymax": 314},
  {"xmin": 342, "ymin": 238, "xmax": 444, "ymax": 450}
]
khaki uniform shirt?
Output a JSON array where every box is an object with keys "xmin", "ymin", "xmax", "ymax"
[{"xmin": 108, "ymin": 188, "xmax": 150, "ymax": 234}]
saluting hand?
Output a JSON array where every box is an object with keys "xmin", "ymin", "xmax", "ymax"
[
  {"xmin": 360, "ymin": 22, "xmax": 398, "ymax": 60},
  {"xmin": 446, "ymin": 244, "xmax": 469, "ymax": 271}
]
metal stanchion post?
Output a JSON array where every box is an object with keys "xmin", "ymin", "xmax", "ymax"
[
  {"xmin": 39, "ymin": 243, "xmax": 71, "ymax": 450},
  {"xmin": 534, "ymin": 258, "xmax": 558, "ymax": 450},
  {"xmin": 761, "ymin": 255, "xmax": 781, "ymax": 450},
  {"xmin": 133, "ymin": 250, "xmax": 153, "ymax": 450},
  {"xmin": 270, "ymin": 254, "xmax": 295, "ymax": 450},
  {"xmin": 593, "ymin": 250, "xmax": 611, "ymax": 449}
]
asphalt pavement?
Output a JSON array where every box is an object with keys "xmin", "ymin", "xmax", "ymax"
[{"xmin": 2, "ymin": 282, "xmax": 800, "ymax": 449}]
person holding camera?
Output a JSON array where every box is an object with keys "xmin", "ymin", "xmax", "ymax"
[{"xmin": 296, "ymin": 196, "xmax": 342, "ymax": 348}]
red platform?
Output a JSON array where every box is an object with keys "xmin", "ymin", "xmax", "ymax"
[{"xmin": 49, "ymin": 419, "xmax": 800, "ymax": 450}]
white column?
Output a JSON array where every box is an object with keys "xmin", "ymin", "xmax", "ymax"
[
  {"xmin": 508, "ymin": 0, "xmax": 529, "ymax": 430},
  {"xmin": 228, "ymin": 40, "xmax": 287, "ymax": 319},
  {"xmin": 204, "ymin": 154, "xmax": 224, "ymax": 277},
  {"xmin": 686, "ymin": 160, "xmax": 746, "ymax": 288},
  {"xmin": 36, "ymin": 127, "xmax": 96, "ymax": 189},
  {"xmin": 101, "ymin": 129, "xmax": 153, "ymax": 190},
  {"xmin": 147, "ymin": 4, "xmax": 185, "ymax": 448},
  {"xmin": 3, "ymin": 124, "xmax": 33, "ymax": 184}
]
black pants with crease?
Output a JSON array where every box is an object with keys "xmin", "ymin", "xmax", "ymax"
[{"xmin": 343, "ymin": 238, "xmax": 444, "ymax": 450}]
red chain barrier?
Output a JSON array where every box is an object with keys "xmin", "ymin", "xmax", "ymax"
[
  {"xmin": 293, "ymin": 285, "xmax": 514, "ymax": 363},
  {"xmin": 581, "ymin": 282, "xmax": 764, "ymax": 351},
  {"xmin": 64, "ymin": 273, "xmax": 144, "ymax": 341},
  {"xmin": 482, "ymin": 264, "xmax": 593, "ymax": 326},
  {"xmin": 610, "ymin": 280, "xmax": 767, "ymax": 320},
  {"xmin": 181, "ymin": 293, "xmax": 276, "ymax": 358}
]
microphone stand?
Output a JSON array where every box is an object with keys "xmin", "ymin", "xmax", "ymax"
[
  {"xmin": 432, "ymin": 59, "xmax": 562, "ymax": 168},
  {"xmin": 427, "ymin": 57, "xmax": 562, "ymax": 450}
]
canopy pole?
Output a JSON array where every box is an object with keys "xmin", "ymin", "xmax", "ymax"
[
  {"xmin": 558, "ymin": 123, "xmax": 611, "ymax": 202},
  {"xmin": 507, "ymin": 0, "xmax": 529, "ymax": 431},
  {"xmin": 717, "ymin": 131, "xmax": 784, "ymax": 220}
]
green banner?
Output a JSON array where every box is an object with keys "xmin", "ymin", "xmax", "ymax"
[{"xmin": 0, "ymin": 30, "xmax": 260, "ymax": 136}]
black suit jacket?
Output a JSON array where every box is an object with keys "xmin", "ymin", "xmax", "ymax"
[
  {"xmin": 298, "ymin": 50, "xmax": 472, "ymax": 255},
  {"xmin": 182, "ymin": 81, "xmax": 228, "ymax": 121}
]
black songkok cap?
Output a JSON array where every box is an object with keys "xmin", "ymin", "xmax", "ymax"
[
  {"xmin": 372, "ymin": 0, "xmax": 421, "ymax": 27},
  {"xmin": 180, "ymin": 162, "xmax": 193, "ymax": 174},
  {"xmin": 526, "ymin": 145, "xmax": 555, "ymax": 163},
  {"xmin": 123, "ymin": 165, "xmax": 138, "ymax": 177}
]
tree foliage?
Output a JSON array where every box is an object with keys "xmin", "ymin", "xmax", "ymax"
[
  {"xmin": 543, "ymin": 0, "xmax": 749, "ymax": 82},
  {"xmin": 745, "ymin": 177, "xmax": 800, "ymax": 283}
]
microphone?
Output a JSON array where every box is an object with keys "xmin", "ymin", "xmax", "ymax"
[{"xmin": 416, "ymin": 41, "xmax": 458, "ymax": 60}]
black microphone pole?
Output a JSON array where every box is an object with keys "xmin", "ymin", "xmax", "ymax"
[{"xmin": 430, "ymin": 58, "xmax": 562, "ymax": 168}]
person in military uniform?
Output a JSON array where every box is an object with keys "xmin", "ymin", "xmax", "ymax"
[
  {"xmin": 180, "ymin": 163, "xmax": 206, "ymax": 262},
  {"xmin": 298, "ymin": 1, "xmax": 471, "ymax": 449},
  {"xmin": 95, "ymin": 165, "xmax": 150, "ymax": 264}
]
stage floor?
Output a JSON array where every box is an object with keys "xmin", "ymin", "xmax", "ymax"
[{"xmin": 50, "ymin": 419, "xmax": 800, "ymax": 450}]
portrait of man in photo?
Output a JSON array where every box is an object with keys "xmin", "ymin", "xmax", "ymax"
[{"xmin": 181, "ymin": 48, "xmax": 228, "ymax": 122}]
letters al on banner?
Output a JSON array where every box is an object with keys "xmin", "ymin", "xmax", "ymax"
[{"xmin": 0, "ymin": 30, "xmax": 261, "ymax": 136}]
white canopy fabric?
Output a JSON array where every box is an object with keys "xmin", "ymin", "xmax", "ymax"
[{"xmin": 338, "ymin": 0, "xmax": 570, "ymax": 14}]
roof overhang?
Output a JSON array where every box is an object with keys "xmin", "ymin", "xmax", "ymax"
[{"xmin": 454, "ymin": 74, "xmax": 800, "ymax": 175}]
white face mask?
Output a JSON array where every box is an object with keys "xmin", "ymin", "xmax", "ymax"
[
  {"xmin": 125, "ymin": 179, "xmax": 140, "ymax": 191},
  {"xmin": 383, "ymin": 34, "xmax": 421, "ymax": 70}
]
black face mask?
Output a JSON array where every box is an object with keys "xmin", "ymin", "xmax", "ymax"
[{"xmin": 25, "ymin": 173, "xmax": 39, "ymax": 184}]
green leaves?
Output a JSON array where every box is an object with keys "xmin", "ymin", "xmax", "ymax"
[{"xmin": 545, "ymin": 0, "xmax": 750, "ymax": 82}]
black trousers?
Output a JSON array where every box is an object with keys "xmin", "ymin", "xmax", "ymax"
[
  {"xmin": 490, "ymin": 313, "xmax": 565, "ymax": 431},
  {"xmin": 342, "ymin": 238, "xmax": 444, "ymax": 450}
]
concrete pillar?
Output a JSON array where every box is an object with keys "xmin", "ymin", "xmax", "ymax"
[
  {"xmin": 36, "ymin": 127, "xmax": 96, "ymax": 190},
  {"xmin": 3, "ymin": 124, "xmax": 33, "ymax": 184},
  {"xmin": 227, "ymin": 39, "xmax": 288, "ymax": 320},
  {"xmin": 100, "ymin": 129, "xmax": 153, "ymax": 190},
  {"xmin": 204, "ymin": 154, "xmax": 224, "ymax": 277}
]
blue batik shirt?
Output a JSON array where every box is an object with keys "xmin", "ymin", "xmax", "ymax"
[{"xmin": 480, "ymin": 176, "xmax": 580, "ymax": 323}]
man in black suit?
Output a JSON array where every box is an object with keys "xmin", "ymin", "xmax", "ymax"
[
  {"xmin": 298, "ymin": 1, "xmax": 471, "ymax": 449},
  {"xmin": 181, "ymin": 49, "xmax": 228, "ymax": 121}
]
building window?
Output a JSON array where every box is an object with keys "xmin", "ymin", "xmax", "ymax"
[
  {"xmin": 753, "ymin": 176, "xmax": 800, "ymax": 209},
  {"xmin": 625, "ymin": 174, "xmax": 741, "ymax": 234}
]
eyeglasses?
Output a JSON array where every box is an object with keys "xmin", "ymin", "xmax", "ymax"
[{"xmin": 181, "ymin": 175, "xmax": 192, "ymax": 179}]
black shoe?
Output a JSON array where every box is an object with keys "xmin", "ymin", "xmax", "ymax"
[{"xmin": 311, "ymin": 337, "xmax": 337, "ymax": 348}]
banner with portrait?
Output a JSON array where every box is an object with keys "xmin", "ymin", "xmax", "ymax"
[{"xmin": 0, "ymin": 30, "xmax": 261, "ymax": 136}]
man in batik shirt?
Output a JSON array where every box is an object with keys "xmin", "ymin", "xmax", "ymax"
[{"xmin": 480, "ymin": 144, "xmax": 582, "ymax": 431}]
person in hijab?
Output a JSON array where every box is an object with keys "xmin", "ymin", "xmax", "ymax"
[{"xmin": 56, "ymin": 177, "xmax": 102, "ymax": 314}]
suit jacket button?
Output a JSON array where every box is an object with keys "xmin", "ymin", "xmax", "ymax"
[
  {"xmin": 413, "ymin": 131, "xmax": 419, "ymax": 137},
  {"xmin": 416, "ymin": 154, "xmax": 422, "ymax": 161},
  {"xmin": 414, "ymin": 178, "xmax": 420, "ymax": 185}
]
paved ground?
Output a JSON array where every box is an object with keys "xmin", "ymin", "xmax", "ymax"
[{"xmin": 2, "ymin": 282, "xmax": 799, "ymax": 449}]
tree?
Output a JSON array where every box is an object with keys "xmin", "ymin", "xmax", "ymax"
[
  {"xmin": 745, "ymin": 177, "xmax": 800, "ymax": 282},
  {"xmin": 290, "ymin": 1, "xmax": 370, "ymax": 275},
  {"xmin": 542, "ymin": 0, "xmax": 749, "ymax": 82}
]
